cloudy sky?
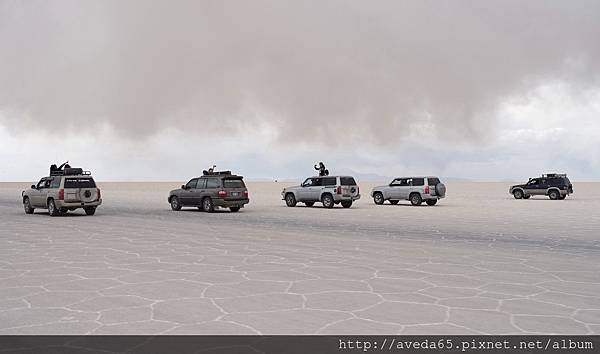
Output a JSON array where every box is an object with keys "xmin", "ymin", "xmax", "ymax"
[{"xmin": 1, "ymin": 0, "xmax": 599, "ymax": 181}]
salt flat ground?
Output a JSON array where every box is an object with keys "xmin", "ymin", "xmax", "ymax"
[{"xmin": 0, "ymin": 181, "xmax": 599, "ymax": 335}]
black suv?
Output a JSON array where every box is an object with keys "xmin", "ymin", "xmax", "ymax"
[
  {"xmin": 509, "ymin": 174, "xmax": 573, "ymax": 200},
  {"xmin": 168, "ymin": 171, "xmax": 249, "ymax": 212}
]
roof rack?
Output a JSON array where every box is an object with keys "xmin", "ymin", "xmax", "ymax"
[
  {"xmin": 202, "ymin": 170, "xmax": 232, "ymax": 176},
  {"xmin": 542, "ymin": 173, "xmax": 567, "ymax": 178},
  {"xmin": 50, "ymin": 168, "xmax": 91, "ymax": 176}
]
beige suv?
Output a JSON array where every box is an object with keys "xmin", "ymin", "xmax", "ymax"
[{"xmin": 22, "ymin": 168, "xmax": 102, "ymax": 216}]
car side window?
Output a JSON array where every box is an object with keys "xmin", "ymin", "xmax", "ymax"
[
  {"xmin": 323, "ymin": 177, "xmax": 336, "ymax": 186},
  {"xmin": 50, "ymin": 177, "xmax": 61, "ymax": 188},
  {"xmin": 311, "ymin": 178, "xmax": 323, "ymax": 187},
  {"xmin": 411, "ymin": 178, "xmax": 425, "ymax": 186},
  {"xmin": 390, "ymin": 179, "xmax": 402, "ymax": 186},
  {"xmin": 528, "ymin": 179, "xmax": 538, "ymax": 185},
  {"xmin": 186, "ymin": 179, "xmax": 198, "ymax": 189},
  {"xmin": 196, "ymin": 178, "xmax": 207, "ymax": 189},
  {"xmin": 36, "ymin": 179, "xmax": 47, "ymax": 189},
  {"xmin": 206, "ymin": 178, "xmax": 220, "ymax": 189}
]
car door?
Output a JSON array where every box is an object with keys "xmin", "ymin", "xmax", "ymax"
[
  {"xmin": 397, "ymin": 178, "xmax": 411, "ymax": 200},
  {"xmin": 192, "ymin": 178, "xmax": 207, "ymax": 205},
  {"xmin": 205, "ymin": 178, "xmax": 221, "ymax": 201},
  {"xmin": 30, "ymin": 179, "xmax": 46, "ymax": 207},
  {"xmin": 387, "ymin": 178, "xmax": 403, "ymax": 200},
  {"xmin": 180, "ymin": 178, "xmax": 198, "ymax": 205},
  {"xmin": 297, "ymin": 178, "xmax": 314, "ymax": 201},
  {"xmin": 321, "ymin": 177, "xmax": 337, "ymax": 199},
  {"xmin": 538, "ymin": 178, "xmax": 549, "ymax": 195},
  {"xmin": 308, "ymin": 177, "xmax": 324, "ymax": 201},
  {"xmin": 524, "ymin": 178, "xmax": 540, "ymax": 195}
]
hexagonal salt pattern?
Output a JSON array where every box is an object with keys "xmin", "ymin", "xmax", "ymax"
[{"xmin": 0, "ymin": 182, "xmax": 599, "ymax": 334}]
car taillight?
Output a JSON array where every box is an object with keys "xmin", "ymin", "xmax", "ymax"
[
  {"xmin": 244, "ymin": 190, "xmax": 249, "ymax": 198},
  {"xmin": 58, "ymin": 189, "xmax": 64, "ymax": 200},
  {"xmin": 218, "ymin": 190, "xmax": 227, "ymax": 198},
  {"xmin": 336, "ymin": 186, "xmax": 342, "ymax": 194},
  {"xmin": 97, "ymin": 188, "xmax": 101, "ymax": 200},
  {"xmin": 425, "ymin": 185, "xmax": 430, "ymax": 194}
]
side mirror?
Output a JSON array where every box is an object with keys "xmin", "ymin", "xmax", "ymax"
[
  {"xmin": 181, "ymin": 185, "xmax": 187, "ymax": 190},
  {"xmin": 31, "ymin": 185, "xmax": 36, "ymax": 189}
]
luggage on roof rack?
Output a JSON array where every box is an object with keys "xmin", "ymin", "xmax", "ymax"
[
  {"xmin": 203, "ymin": 170, "xmax": 232, "ymax": 176},
  {"xmin": 542, "ymin": 173, "xmax": 567, "ymax": 178},
  {"xmin": 49, "ymin": 168, "xmax": 90, "ymax": 176}
]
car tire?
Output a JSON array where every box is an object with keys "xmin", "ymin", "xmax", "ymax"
[
  {"xmin": 84, "ymin": 207, "xmax": 96, "ymax": 215},
  {"xmin": 23, "ymin": 197, "xmax": 34, "ymax": 214},
  {"xmin": 202, "ymin": 197, "xmax": 214, "ymax": 212},
  {"xmin": 47, "ymin": 199, "xmax": 59, "ymax": 217},
  {"xmin": 341, "ymin": 200, "xmax": 353, "ymax": 208},
  {"xmin": 304, "ymin": 202, "xmax": 314, "ymax": 207},
  {"xmin": 410, "ymin": 193, "xmax": 422, "ymax": 206},
  {"xmin": 426, "ymin": 199, "xmax": 437, "ymax": 206},
  {"xmin": 170, "ymin": 196, "xmax": 182, "ymax": 211},
  {"xmin": 229, "ymin": 206, "xmax": 241, "ymax": 212},
  {"xmin": 513, "ymin": 190, "xmax": 524, "ymax": 199},
  {"xmin": 558, "ymin": 195, "xmax": 566, "ymax": 200},
  {"xmin": 389, "ymin": 200, "xmax": 399, "ymax": 205},
  {"xmin": 322, "ymin": 194, "xmax": 334, "ymax": 209},
  {"xmin": 523, "ymin": 195, "xmax": 531, "ymax": 199},
  {"xmin": 373, "ymin": 192, "xmax": 384, "ymax": 205},
  {"xmin": 548, "ymin": 190, "xmax": 559, "ymax": 200},
  {"xmin": 285, "ymin": 193, "xmax": 297, "ymax": 207}
]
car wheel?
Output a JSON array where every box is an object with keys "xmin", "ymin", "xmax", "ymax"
[
  {"xmin": 373, "ymin": 192, "xmax": 384, "ymax": 205},
  {"xmin": 513, "ymin": 189, "xmax": 524, "ymax": 199},
  {"xmin": 558, "ymin": 195, "xmax": 566, "ymax": 200},
  {"xmin": 341, "ymin": 200, "xmax": 352, "ymax": 208},
  {"xmin": 549, "ymin": 190, "xmax": 559, "ymax": 200},
  {"xmin": 202, "ymin": 197, "xmax": 214, "ymax": 212},
  {"xmin": 322, "ymin": 194, "xmax": 334, "ymax": 209},
  {"xmin": 170, "ymin": 196, "xmax": 182, "ymax": 211},
  {"xmin": 426, "ymin": 199, "xmax": 437, "ymax": 206},
  {"xmin": 229, "ymin": 206, "xmax": 241, "ymax": 212},
  {"xmin": 304, "ymin": 202, "xmax": 314, "ymax": 207},
  {"xmin": 389, "ymin": 200, "xmax": 399, "ymax": 205},
  {"xmin": 285, "ymin": 193, "xmax": 297, "ymax": 207},
  {"xmin": 47, "ymin": 199, "xmax": 59, "ymax": 217},
  {"xmin": 84, "ymin": 207, "xmax": 96, "ymax": 215},
  {"xmin": 410, "ymin": 193, "xmax": 422, "ymax": 206},
  {"xmin": 23, "ymin": 197, "xmax": 34, "ymax": 214}
]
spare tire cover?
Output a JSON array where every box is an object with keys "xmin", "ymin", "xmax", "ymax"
[{"xmin": 435, "ymin": 183, "xmax": 446, "ymax": 197}]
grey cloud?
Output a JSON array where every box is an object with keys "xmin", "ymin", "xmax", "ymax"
[{"xmin": 0, "ymin": 0, "xmax": 599, "ymax": 144}]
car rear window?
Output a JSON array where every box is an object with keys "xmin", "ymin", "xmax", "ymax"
[
  {"xmin": 428, "ymin": 177, "xmax": 440, "ymax": 186},
  {"xmin": 223, "ymin": 179, "xmax": 245, "ymax": 188},
  {"xmin": 340, "ymin": 177, "xmax": 357, "ymax": 186},
  {"xmin": 64, "ymin": 178, "xmax": 96, "ymax": 188}
]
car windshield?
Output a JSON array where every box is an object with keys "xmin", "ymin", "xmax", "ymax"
[
  {"xmin": 223, "ymin": 179, "xmax": 245, "ymax": 188},
  {"xmin": 64, "ymin": 178, "xmax": 96, "ymax": 188}
]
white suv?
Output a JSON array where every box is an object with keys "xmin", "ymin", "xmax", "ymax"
[
  {"xmin": 282, "ymin": 176, "xmax": 360, "ymax": 208},
  {"xmin": 371, "ymin": 176, "xmax": 446, "ymax": 206}
]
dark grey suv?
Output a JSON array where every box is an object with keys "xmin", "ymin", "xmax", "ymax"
[{"xmin": 168, "ymin": 171, "xmax": 249, "ymax": 212}]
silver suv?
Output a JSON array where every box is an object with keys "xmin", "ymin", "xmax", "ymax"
[
  {"xmin": 22, "ymin": 168, "xmax": 102, "ymax": 216},
  {"xmin": 371, "ymin": 176, "xmax": 446, "ymax": 206},
  {"xmin": 282, "ymin": 176, "xmax": 360, "ymax": 208}
]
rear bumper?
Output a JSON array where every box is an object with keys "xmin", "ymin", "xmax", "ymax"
[
  {"xmin": 333, "ymin": 194, "xmax": 360, "ymax": 202},
  {"xmin": 213, "ymin": 198, "xmax": 249, "ymax": 208},
  {"xmin": 56, "ymin": 199, "xmax": 102, "ymax": 208}
]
